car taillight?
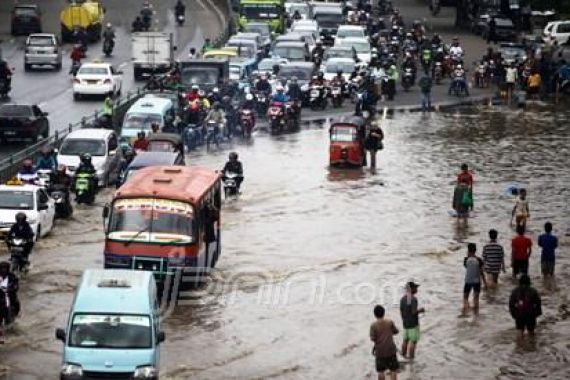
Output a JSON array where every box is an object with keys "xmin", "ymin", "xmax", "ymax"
[
  {"xmin": 73, "ymin": 78, "xmax": 81, "ymax": 84},
  {"xmin": 104, "ymin": 79, "xmax": 112, "ymax": 84}
]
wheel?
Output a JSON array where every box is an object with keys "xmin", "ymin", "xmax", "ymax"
[
  {"xmin": 24, "ymin": 63, "xmax": 31, "ymax": 72},
  {"xmin": 55, "ymin": 62, "xmax": 62, "ymax": 71},
  {"xmin": 73, "ymin": 93, "xmax": 81, "ymax": 101}
]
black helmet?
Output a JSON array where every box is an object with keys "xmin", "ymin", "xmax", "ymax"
[
  {"xmin": 81, "ymin": 153, "xmax": 92, "ymax": 164},
  {"xmin": 0, "ymin": 261, "xmax": 10, "ymax": 273},
  {"xmin": 317, "ymin": 72, "xmax": 324, "ymax": 79},
  {"xmin": 229, "ymin": 152, "xmax": 238, "ymax": 161},
  {"xmin": 16, "ymin": 212, "xmax": 27, "ymax": 222},
  {"xmin": 337, "ymin": 70, "xmax": 343, "ymax": 76},
  {"xmin": 137, "ymin": 131, "xmax": 146, "ymax": 138}
]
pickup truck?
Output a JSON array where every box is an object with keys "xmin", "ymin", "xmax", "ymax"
[{"xmin": 0, "ymin": 104, "xmax": 49, "ymax": 143}]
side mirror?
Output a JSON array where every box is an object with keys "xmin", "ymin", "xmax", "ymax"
[
  {"xmin": 56, "ymin": 328, "xmax": 66, "ymax": 342},
  {"xmin": 157, "ymin": 331, "xmax": 165, "ymax": 344},
  {"xmin": 116, "ymin": 71, "xmax": 124, "ymax": 75}
]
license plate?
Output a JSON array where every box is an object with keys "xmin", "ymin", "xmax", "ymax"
[
  {"xmin": 87, "ymin": 80, "xmax": 98, "ymax": 85},
  {"xmin": 5, "ymin": 131, "xmax": 16, "ymax": 135},
  {"xmin": 332, "ymin": 89, "xmax": 340, "ymax": 95},
  {"xmin": 311, "ymin": 90, "xmax": 319, "ymax": 97}
]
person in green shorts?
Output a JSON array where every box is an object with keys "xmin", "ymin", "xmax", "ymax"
[{"xmin": 399, "ymin": 281, "xmax": 425, "ymax": 360}]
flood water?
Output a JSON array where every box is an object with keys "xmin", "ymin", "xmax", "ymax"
[{"xmin": 1, "ymin": 105, "xmax": 570, "ymax": 379}]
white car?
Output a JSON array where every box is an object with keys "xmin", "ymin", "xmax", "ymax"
[
  {"xmin": 543, "ymin": 20, "xmax": 570, "ymax": 45},
  {"xmin": 0, "ymin": 184, "xmax": 55, "ymax": 241},
  {"xmin": 334, "ymin": 37, "xmax": 372, "ymax": 64},
  {"xmin": 323, "ymin": 57, "xmax": 356, "ymax": 81},
  {"xmin": 73, "ymin": 62, "xmax": 123, "ymax": 100},
  {"xmin": 335, "ymin": 25, "xmax": 367, "ymax": 40}
]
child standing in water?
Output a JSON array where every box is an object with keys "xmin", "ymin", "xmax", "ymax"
[{"xmin": 511, "ymin": 188, "xmax": 530, "ymax": 230}]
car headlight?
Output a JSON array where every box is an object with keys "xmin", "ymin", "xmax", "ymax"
[
  {"xmin": 61, "ymin": 363, "xmax": 83, "ymax": 377},
  {"xmin": 134, "ymin": 366, "xmax": 158, "ymax": 379}
]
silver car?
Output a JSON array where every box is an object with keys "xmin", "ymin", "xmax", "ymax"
[{"xmin": 24, "ymin": 33, "xmax": 62, "ymax": 71}]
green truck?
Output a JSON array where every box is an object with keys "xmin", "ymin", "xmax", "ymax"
[{"xmin": 238, "ymin": 0, "xmax": 285, "ymax": 34}]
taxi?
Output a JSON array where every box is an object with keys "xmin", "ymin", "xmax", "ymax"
[
  {"xmin": 73, "ymin": 61, "xmax": 123, "ymax": 100},
  {"xmin": 0, "ymin": 181, "xmax": 56, "ymax": 241}
]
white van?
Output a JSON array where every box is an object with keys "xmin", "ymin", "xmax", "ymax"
[
  {"xmin": 120, "ymin": 97, "xmax": 175, "ymax": 142},
  {"xmin": 58, "ymin": 128, "xmax": 122, "ymax": 187},
  {"xmin": 543, "ymin": 21, "xmax": 570, "ymax": 45}
]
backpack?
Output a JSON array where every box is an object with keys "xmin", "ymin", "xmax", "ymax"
[{"xmin": 515, "ymin": 290, "xmax": 532, "ymax": 317}]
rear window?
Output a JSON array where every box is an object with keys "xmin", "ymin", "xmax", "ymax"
[
  {"xmin": 14, "ymin": 7, "xmax": 37, "ymax": 16},
  {"xmin": 0, "ymin": 105, "xmax": 33, "ymax": 117},
  {"xmin": 78, "ymin": 67, "xmax": 109, "ymax": 75},
  {"xmin": 28, "ymin": 36, "xmax": 55, "ymax": 46},
  {"xmin": 557, "ymin": 23, "xmax": 570, "ymax": 33}
]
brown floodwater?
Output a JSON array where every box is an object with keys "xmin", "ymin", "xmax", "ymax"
[{"xmin": 1, "ymin": 104, "xmax": 570, "ymax": 380}]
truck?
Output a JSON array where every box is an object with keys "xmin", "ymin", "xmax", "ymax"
[
  {"xmin": 178, "ymin": 59, "xmax": 229, "ymax": 92},
  {"xmin": 60, "ymin": 0, "xmax": 104, "ymax": 43},
  {"xmin": 238, "ymin": 0, "xmax": 285, "ymax": 34},
  {"xmin": 132, "ymin": 32, "xmax": 175, "ymax": 81}
]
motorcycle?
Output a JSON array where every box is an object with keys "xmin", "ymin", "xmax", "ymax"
[
  {"xmin": 450, "ymin": 76, "xmax": 469, "ymax": 97},
  {"xmin": 74, "ymin": 172, "xmax": 95, "ymax": 205},
  {"xmin": 51, "ymin": 184, "xmax": 73, "ymax": 218},
  {"xmin": 7, "ymin": 236, "xmax": 30, "ymax": 273},
  {"xmin": 433, "ymin": 62, "xmax": 443, "ymax": 84},
  {"xmin": 402, "ymin": 67, "xmax": 415, "ymax": 92},
  {"xmin": 36, "ymin": 169, "xmax": 53, "ymax": 189},
  {"xmin": 309, "ymin": 85, "xmax": 328, "ymax": 111},
  {"xmin": 70, "ymin": 61, "xmax": 81, "ymax": 77},
  {"xmin": 330, "ymin": 83, "xmax": 344, "ymax": 108},
  {"xmin": 239, "ymin": 109, "xmax": 255, "ymax": 139},
  {"xmin": 223, "ymin": 172, "xmax": 240, "ymax": 198},
  {"xmin": 103, "ymin": 38, "xmax": 114, "ymax": 57},
  {"xmin": 266, "ymin": 102, "xmax": 286, "ymax": 134},
  {"xmin": 0, "ymin": 77, "xmax": 11, "ymax": 99},
  {"xmin": 475, "ymin": 64, "xmax": 488, "ymax": 88},
  {"xmin": 254, "ymin": 91, "xmax": 269, "ymax": 117},
  {"xmin": 205, "ymin": 120, "xmax": 221, "ymax": 150},
  {"xmin": 176, "ymin": 13, "xmax": 185, "ymax": 26}
]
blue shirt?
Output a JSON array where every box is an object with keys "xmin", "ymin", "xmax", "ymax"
[
  {"xmin": 538, "ymin": 232, "xmax": 558, "ymax": 262},
  {"xmin": 272, "ymin": 93, "xmax": 289, "ymax": 103},
  {"xmin": 560, "ymin": 64, "xmax": 570, "ymax": 81}
]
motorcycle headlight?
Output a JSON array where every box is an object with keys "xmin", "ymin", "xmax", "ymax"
[
  {"xmin": 61, "ymin": 363, "xmax": 83, "ymax": 377},
  {"xmin": 134, "ymin": 366, "xmax": 158, "ymax": 379}
]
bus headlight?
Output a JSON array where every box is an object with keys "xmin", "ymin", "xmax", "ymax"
[
  {"xmin": 61, "ymin": 363, "xmax": 83, "ymax": 377},
  {"xmin": 134, "ymin": 366, "xmax": 158, "ymax": 379}
]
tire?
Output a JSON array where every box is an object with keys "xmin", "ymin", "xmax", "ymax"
[
  {"xmin": 73, "ymin": 93, "xmax": 81, "ymax": 101},
  {"xmin": 24, "ymin": 63, "xmax": 31, "ymax": 72},
  {"xmin": 55, "ymin": 62, "xmax": 62, "ymax": 71},
  {"xmin": 133, "ymin": 67, "xmax": 141, "ymax": 81}
]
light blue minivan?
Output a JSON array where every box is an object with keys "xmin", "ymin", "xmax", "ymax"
[{"xmin": 56, "ymin": 269, "xmax": 164, "ymax": 380}]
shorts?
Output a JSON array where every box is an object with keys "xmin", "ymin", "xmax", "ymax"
[
  {"xmin": 515, "ymin": 317, "xmax": 536, "ymax": 332},
  {"xmin": 375, "ymin": 354, "xmax": 399, "ymax": 372},
  {"xmin": 541, "ymin": 260, "xmax": 555, "ymax": 276},
  {"xmin": 512, "ymin": 260, "xmax": 529, "ymax": 276},
  {"xmin": 403, "ymin": 326, "xmax": 420, "ymax": 343},
  {"xmin": 515, "ymin": 214, "xmax": 528, "ymax": 226},
  {"xmin": 463, "ymin": 282, "xmax": 481, "ymax": 296}
]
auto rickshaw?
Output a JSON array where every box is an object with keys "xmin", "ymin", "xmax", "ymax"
[
  {"xmin": 147, "ymin": 133, "xmax": 183, "ymax": 153},
  {"xmin": 329, "ymin": 116, "xmax": 366, "ymax": 167}
]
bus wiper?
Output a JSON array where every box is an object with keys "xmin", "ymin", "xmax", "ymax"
[{"xmin": 124, "ymin": 227, "xmax": 149, "ymax": 247}]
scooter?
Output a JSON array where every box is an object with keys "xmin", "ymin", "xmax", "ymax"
[
  {"xmin": 309, "ymin": 85, "xmax": 328, "ymax": 111},
  {"xmin": 205, "ymin": 120, "xmax": 221, "ymax": 150},
  {"xmin": 223, "ymin": 172, "xmax": 240, "ymax": 198},
  {"xmin": 103, "ymin": 38, "xmax": 114, "ymax": 57},
  {"xmin": 36, "ymin": 169, "xmax": 53, "ymax": 189},
  {"xmin": 266, "ymin": 102, "xmax": 285, "ymax": 134},
  {"xmin": 433, "ymin": 62, "xmax": 443, "ymax": 84},
  {"xmin": 254, "ymin": 91, "xmax": 269, "ymax": 116},
  {"xmin": 74, "ymin": 172, "xmax": 96, "ymax": 205},
  {"xmin": 330, "ymin": 83, "xmax": 344, "ymax": 108},
  {"xmin": 51, "ymin": 184, "xmax": 73, "ymax": 218},
  {"xmin": 239, "ymin": 109, "xmax": 255, "ymax": 139},
  {"xmin": 70, "ymin": 60, "xmax": 81, "ymax": 77},
  {"xmin": 7, "ymin": 236, "xmax": 31, "ymax": 273},
  {"xmin": 402, "ymin": 67, "xmax": 414, "ymax": 92}
]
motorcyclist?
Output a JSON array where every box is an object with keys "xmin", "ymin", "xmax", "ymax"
[
  {"xmin": 386, "ymin": 64, "xmax": 399, "ymax": 100},
  {"xmin": 222, "ymin": 96, "xmax": 237, "ymax": 138},
  {"xmin": 449, "ymin": 37, "xmax": 464, "ymax": 63},
  {"xmin": 6, "ymin": 212, "xmax": 35, "ymax": 265},
  {"xmin": 175, "ymin": 0, "xmax": 186, "ymax": 17},
  {"xmin": 132, "ymin": 16, "xmax": 144, "ymax": 32},
  {"xmin": 310, "ymin": 72, "xmax": 326, "ymax": 87},
  {"xmin": 53, "ymin": 165, "xmax": 72, "ymax": 189},
  {"xmin": 222, "ymin": 152, "xmax": 244, "ymax": 190},
  {"xmin": 186, "ymin": 85, "xmax": 200, "ymax": 102},
  {"xmin": 449, "ymin": 64, "xmax": 469, "ymax": 95},
  {"xmin": 241, "ymin": 93, "xmax": 255, "ymax": 111},
  {"xmin": 431, "ymin": 33, "xmax": 442, "ymax": 46},
  {"xmin": 35, "ymin": 147, "xmax": 57, "ymax": 171},
  {"xmin": 272, "ymin": 85, "xmax": 289, "ymax": 103},
  {"xmin": 0, "ymin": 60, "xmax": 12, "ymax": 90},
  {"xmin": 311, "ymin": 41, "xmax": 325, "ymax": 63},
  {"xmin": 0, "ymin": 261, "xmax": 20, "ymax": 342},
  {"xmin": 118, "ymin": 149, "xmax": 136, "ymax": 178},
  {"xmin": 420, "ymin": 44, "xmax": 433, "ymax": 74},
  {"xmin": 72, "ymin": 27, "xmax": 88, "ymax": 51},
  {"xmin": 69, "ymin": 44, "xmax": 83, "ymax": 75},
  {"xmin": 199, "ymin": 90, "xmax": 211, "ymax": 110},
  {"xmin": 99, "ymin": 97, "xmax": 113, "ymax": 128},
  {"xmin": 292, "ymin": 10, "xmax": 302, "ymax": 21},
  {"xmin": 76, "ymin": 153, "xmax": 96, "ymax": 175},
  {"xmin": 17, "ymin": 159, "xmax": 38, "ymax": 184},
  {"xmin": 209, "ymin": 87, "xmax": 222, "ymax": 104},
  {"xmin": 102, "ymin": 23, "xmax": 115, "ymax": 46},
  {"xmin": 255, "ymin": 74, "xmax": 272, "ymax": 95},
  {"xmin": 204, "ymin": 102, "xmax": 225, "ymax": 125},
  {"xmin": 133, "ymin": 131, "xmax": 149, "ymax": 151},
  {"xmin": 287, "ymin": 76, "xmax": 303, "ymax": 102}
]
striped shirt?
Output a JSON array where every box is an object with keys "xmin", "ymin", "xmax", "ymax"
[{"xmin": 482, "ymin": 241, "xmax": 505, "ymax": 274}]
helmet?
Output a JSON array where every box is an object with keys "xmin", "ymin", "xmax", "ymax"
[
  {"xmin": 317, "ymin": 72, "xmax": 324, "ymax": 79},
  {"xmin": 222, "ymin": 95, "xmax": 231, "ymax": 103},
  {"xmin": 229, "ymin": 152, "xmax": 238, "ymax": 161},
  {"xmin": 106, "ymin": 23, "xmax": 112, "ymax": 28},
  {"xmin": 457, "ymin": 64, "xmax": 462, "ymax": 69},
  {"xmin": 245, "ymin": 93, "xmax": 253, "ymax": 101},
  {"xmin": 81, "ymin": 153, "xmax": 92, "ymax": 164},
  {"xmin": 137, "ymin": 131, "xmax": 146, "ymax": 138},
  {"xmin": 0, "ymin": 261, "xmax": 9, "ymax": 273},
  {"xmin": 198, "ymin": 90, "xmax": 206, "ymax": 97},
  {"xmin": 337, "ymin": 70, "xmax": 343, "ymax": 76},
  {"xmin": 16, "ymin": 212, "xmax": 27, "ymax": 222},
  {"xmin": 124, "ymin": 149, "xmax": 135, "ymax": 159},
  {"xmin": 213, "ymin": 87, "xmax": 219, "ymax": 93},
  {"xmin": 276, "ymin": 84, "xmax": 284, "ymax": 92},
  {"xmin": 312, "ymin": 75, "xmax": 318, "ymax": 80},
  {"xmin": 191, "ymin": 84, "xmax": 199, "ymax": 91},
  {"xmin": 461, "ymin": 163, "xmax": 468, "ymax": 171},
  {"xmin": 291, "ymin": 76, "xmax": 298, "ymax": 83},
  {"xmin": 23, "ymin": 159, "xmax": 33, "ymax": 168},
  {"xmin": 151, "ymin": 123, "xmax": 160, "ymax": 131}
]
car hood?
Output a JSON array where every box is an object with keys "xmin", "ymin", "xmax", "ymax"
[
  {"xmin": 58, "ymin": 155, "xmax": 106, "ymax": 171},
  {"xmin": 0, "ymin": 209, "xmax": 37, "ymax": 226},
  {"xmin": 63, "ymin": 347, "xmax": 155, "ymax": 372}
]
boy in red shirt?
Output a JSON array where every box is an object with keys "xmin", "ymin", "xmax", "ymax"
[{"xmin": 511, "ymin": 225, "xmax": 532, "ymax": 278}]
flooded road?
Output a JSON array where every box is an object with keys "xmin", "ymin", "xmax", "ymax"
[{"xmin": 1, "ymin": 105, "xmax": 570, "ymax": 379}]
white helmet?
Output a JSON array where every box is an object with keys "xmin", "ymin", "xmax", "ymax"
[
  {"xmin": 276, "ymin": 84, "xmax": 284, "ymax": 92},
  {"xmin": 457, "ymin": 64, "xmax": 462, "ymax": 69},
  {"xmin": 213, "ymin": 87, "xmax": 219, "ymax": 93}
]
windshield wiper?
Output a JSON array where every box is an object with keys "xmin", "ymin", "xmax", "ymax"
[{"xmin": 124, "ymin": 227, "xmax": 149, "ymax": 247}]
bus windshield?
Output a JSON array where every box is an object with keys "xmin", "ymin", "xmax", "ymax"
[{"xmin": 108, "ymin": 198, "xmax": 193, "ymax": 244}]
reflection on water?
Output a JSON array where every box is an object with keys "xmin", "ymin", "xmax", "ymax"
[{"xmin": 1, "ymin": 105, "xmax": 570, "ymax": 379}]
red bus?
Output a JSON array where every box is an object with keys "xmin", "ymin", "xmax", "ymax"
[{"xmin": 103, "ymin": 166, "xmax": 222, "ymax": 284}]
